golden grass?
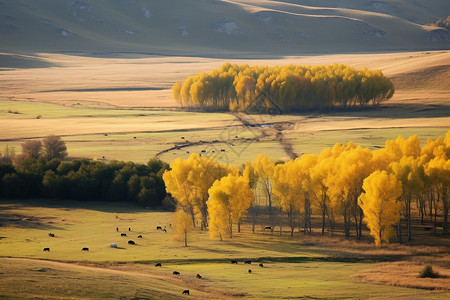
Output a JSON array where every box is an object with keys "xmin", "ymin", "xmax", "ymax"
[{"xmin": 353, "ymin": 261, "xmax": 450, "ymax": 291}]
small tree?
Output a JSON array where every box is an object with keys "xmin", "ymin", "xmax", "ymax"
[
  {"xmin": 21, "ymin": 140, "xmax": 42, "ymax": 159},
  {"xmin": 172, "ymin": 209, "xmax": 194, "ymax": 247},
  {"xmin": 42, "ymin": 135, "xmax": 67, "ymax": 160}
]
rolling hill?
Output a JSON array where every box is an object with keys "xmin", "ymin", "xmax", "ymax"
[{"xmin": 0, "ymin": 0, "xmax": 449, "ymax": 56}]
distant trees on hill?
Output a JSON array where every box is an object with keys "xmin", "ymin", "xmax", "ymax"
[{"xmin": 172, "ymin": 63, "xmax": 395, "ymax": 113}]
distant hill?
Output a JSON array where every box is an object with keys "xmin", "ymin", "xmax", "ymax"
[{"xmin": 1, "ymin": 0, "xmax": 449, "ymax": 56}]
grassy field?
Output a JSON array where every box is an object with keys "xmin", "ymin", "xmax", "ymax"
[{"xmin": 0, "ymin": 201, "xmax": 449, "ymax": 299}]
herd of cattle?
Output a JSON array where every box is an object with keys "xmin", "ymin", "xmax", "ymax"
[{"xmin": 42, "ymin": 225, "xmax": 265, "ymax": 297}]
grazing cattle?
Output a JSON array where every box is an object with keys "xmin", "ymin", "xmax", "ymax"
[
  {"xmin": 133, "ymin": 137, "xmax": 136, "ymax": 139},
  {"xmin": 104, "ymin": 133, "xmax": 108, "ymax": 136},
  {"xmin": 116, "ymin": 227, "xmax": 119, "ymax": 232},
  {"xmin": 259, "ymin": 263, "xmax": 264, "ymax": 267},
  {"xmin": 121, "ymin": 233, "xmax": 127, "ymax": 237},
  {"xmin": 163, "ymin": 229, "xmax": 167, "ymax": 232},
  {"xmin": 156, "ymin": 226, "xmax": 162, "ymax": 230},
  {"xmin": 48, "ymin": 233, "xmax": 55, "ymax": 237},
  {"xmin": 231, "ymin": 260, "xmax": 238, "ymax": 264},
  {"xmin": 264, "ymin": 226, "xmax": 272, "ymax": 230},
  {"xmin": 110, "ymin": 243, "xmax": 117, "ymax": 248},
  {"xmin": 201, "ymin": 150, "xmax": 206, "ymax": 153},
  {"xmin": 138, "ymin": 235, "xmax": 143, "ymax": 238},
  {"xmin": 248, "ymin": 269, "xmax": 252, "ymax": 273},
  {"xmin": 128, "ymin": 228, "xmax": 131, "ymax": 231},
  {"xmin": 173, "ymin": 271, "xmax": 180, "ymax": 275},
  {"xmin": 181, "ymin": 137, "xmax": 185, "ymax": 140},
  {"xmin": 244, "ymin": 260, "xmax": 251, "ymax": 265},
  {"xmin": 82, "ymin": 247, "xmax": 89, "ymax": 251},
  {"xmin": 220, "ymin": 149, "xmax": 225, "ymax": 152},
  {"xmin": 43, "ymin": 248, "xmax": 50, "ymax": 252},
  {"xmin": 182, "ymin": 290, "xmax": 189, "ymax": 295},
  {"xmin": 186, "ymin": 151, "xmax": 190, "ymax": 154},
  {"xmin": 128, "ymin": 240, "xmax": 135, "ymax": 245},
  {"xmin": 155, "ymin": 263, "xmax": 162, "ymax": 267},
  {"xmin": 196, "ymin": 274, "xmax": 202, "ymax": 279}
]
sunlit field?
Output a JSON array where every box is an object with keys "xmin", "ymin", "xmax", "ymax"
[
  {"xmin": 1, "ymin": 49, "xmax": 449, "ymax": 299},
  {"xmin": 0, "ymin": 201, "xmax": 449, "ymax": 299}
]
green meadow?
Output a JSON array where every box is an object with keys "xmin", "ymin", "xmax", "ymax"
[{"xmin": 1, "ymin": 201, "xmax": 449, "ymax": 299}]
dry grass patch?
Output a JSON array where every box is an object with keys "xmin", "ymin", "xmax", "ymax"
[{"xmin": 353, "ymin": 261, "xmax": 450, "ymax": 290}]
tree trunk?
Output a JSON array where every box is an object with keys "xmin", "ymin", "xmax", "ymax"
[
  {"xmin": 397, "ymin": 220, "xmax": 402, "ymax": 243},
  {"xmin": 238, "ymin": 222, "xmax": 241, "ymax": 233},
  {"xmin": 406, "ymin": 194, "xmax": 411, "ymax": 241}
]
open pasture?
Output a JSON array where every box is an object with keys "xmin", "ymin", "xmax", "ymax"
[
  {"xmin": 0, "ymin": 201, "xmax": 449, "ymax": 299},
  {"xmin": 1, "ymin": 50, "xmax": 449, "ymax": 164}
]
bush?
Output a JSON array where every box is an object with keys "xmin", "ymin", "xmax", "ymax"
[{"xmin": 418, "ymin": 265, "xmax": 439, "ymax": 278}]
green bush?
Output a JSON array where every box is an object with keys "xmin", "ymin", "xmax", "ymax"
[{"xmin": 418, "ymin": 265, "xmax": 439, "ymax": 278}]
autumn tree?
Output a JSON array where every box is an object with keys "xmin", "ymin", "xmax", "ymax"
[
  {"xmin": 207, "ymin": 173, "xmax": 253, "ymax": 239},
  {"xmin": 163, "ymin": 153, "xmax": 235, "ymax": 229},
  {"xmin": 42, "ymin": 135, "xmax": 67, "ymax": 160},
  {"xmin": 172, "ymin": 209, "xmax": 194, "ymax": 247},
  {"xmin": 359, "ymin": 170, "xmax": 403, "ymax": 247},
  {"xmin": 247, "ymin": 154, "xmax": 275, "ymax": 232},
  {"xmin": 21, "ymin": 140, "xmax": 42, "ymax": 159}
]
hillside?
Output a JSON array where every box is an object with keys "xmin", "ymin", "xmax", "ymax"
[{"xmin": 1, "ymin": 0, "xmax": 449, "ymax": 56}]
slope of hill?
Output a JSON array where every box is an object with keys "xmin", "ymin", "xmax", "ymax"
[{"xmin": 0, "ymin": 0, "xmax": 449, "ymax": 56}]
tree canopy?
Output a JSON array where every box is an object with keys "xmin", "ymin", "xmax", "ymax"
[{"xmin": 172, "ymin": 63, "xmax": 394, "ymax": 113}]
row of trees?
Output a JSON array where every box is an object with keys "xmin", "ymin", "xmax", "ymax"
[
  {"xmin": 172, "ymin": 63, "xmax": 395, "ymax": 113},
  {"xmin": 165, "ymin": 131, "xmax": 449, "ymax": 247},
  {"xmin": 0, "ymin": 137, "xmax": 169, "ymax": 207}
]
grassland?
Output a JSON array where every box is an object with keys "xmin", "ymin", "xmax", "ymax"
[
  {"xmin": 0, "ymin": 46, "xmax": 449, "ymax": 298},
  {"xmin": 1, "ymin": 50, "xmax": 449, "ymax": 164},
  {"xmin": 0, "ymin": 201, "xmax": 449, "ymax": 299}
]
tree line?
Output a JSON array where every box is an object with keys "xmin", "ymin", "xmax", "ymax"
[
  {"xmin": 0, "ymin": 136, "xmax": 169, "ymax": 207},
  {"xmin": 165, "ymin": 131, "xmax": 449, "ymax": 247},
  {"xmin": 172, "ymin": 63, "xmax": 395, "ymax": 113}
]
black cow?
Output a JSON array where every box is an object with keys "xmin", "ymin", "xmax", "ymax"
[
  {"xmin": 259, "ymin": 263, "xmax": 264, "ymax": 267},
  {"xmin": 264, "ymin": 226, "xmax": 271, "ymax": 230},
  {"xmin": 138, "ymin": 235, "xmax": 143, "ymax": 238},
  {"xmin": 128, "ymin": 240, "xmax": 135, "ymax": 245},
  {"xmin": 121, "ymin": 233, "xmax": 127, "ymax": 237},
  {"xmin": 48, "ymin": 233, "xmax": 55, "ymax": 237},
  {"xmin": 182, "ymin": 290, "xmax": 189, "ymax": 295},
  {"xmin": 231, "ymin": 260, "xmax": 238, "ymax": 264},
  {"xmin": 156, "ymin": 226, "xmax": 162, "ymax": 230},
  {"xmin": 128, "ymin": 228, "xmax": 131, "ymax": 231},
  {"xmin": 43, "ymin": 248, "xmax": 50, "ymax": 252},
  {"xmin": 196, "ymin": 274, "xmax": 202, "ymax": 279},
  {"xmin": 173, "ymin": 271, "xmax": 180, "ymax": 275},
  {"xmin": 248, "ymin": 269, "xmax": 252, "ymax": 273},
  {"xmin": 244, "ymin": 260, "xmax": 251, "ymax": 265},
  {"xmin": 116, "ymin": 227, "xmax": 119, "ymax": 232},
  {"xmin": 155, "ymin": 263, "xmax": 162, "ymax": 267},
  {"xmin": 220, "ymin": 149, "xmax": 225, "ymax": 152},
  {"xmin": 82, "ymin": 247, "xmax": 89, "ymax": 251},
  {"xmin": 163, "ymin": 229, "xmax": 167, "ymax": 232}
]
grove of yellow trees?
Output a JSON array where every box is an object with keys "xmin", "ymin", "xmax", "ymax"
[
  {"xmin": 164, "ymin": 131, "xmax": 449, "ymax": 247},
  {"xmin": 172, "ymin": 63, "xmax": 394, "ymax": 112}
]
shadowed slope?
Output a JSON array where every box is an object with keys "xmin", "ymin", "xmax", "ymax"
[{"xmin": 0, "ymin": 0, "xmax": 448, "ymax": 55}]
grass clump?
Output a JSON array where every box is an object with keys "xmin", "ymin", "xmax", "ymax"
[{"xmin": 418, "ymin": 265, "xmax": 440, "ymax": 278}]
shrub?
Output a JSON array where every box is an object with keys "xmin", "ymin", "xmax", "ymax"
[{"xmin": 418, "ymin": 265, "xmax": 439, "ymax": 278}]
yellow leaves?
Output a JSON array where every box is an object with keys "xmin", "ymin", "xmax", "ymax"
[
  {"xmin": 172, "ymin": 63, "xmax": 395, "ymax": 112},
  {"xmin": 359, "ymin": 170, "xmax": 403, "ymax": 247},
  {"xmin": 172, "ymin": 209, "xmax": 194, "ymax": 247},
  {"xmin": 207, "ymin": 173, "xmax": 253, "ymax": 239}
]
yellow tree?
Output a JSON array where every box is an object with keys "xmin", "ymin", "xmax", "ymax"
[
  {"xmin": 389, "ymin": 156, "xmax": 425, "ymax": 241},
  {"xmin": 172, "ymin": 209, "xmax": 194, "ymax": 247},
  {"xmin": 207, "ymin": 174, "xmax": 253, "ymax": 239},
  {"xmin": 163, "ymin": 153, "xmax": 233, "ymax": 229},
  {"xmin": 248, "ymin": 154, "xmax": 275, "ymax": 232},
  {"xmin": 359, "ymin": 170, "xmax": 403, "ymax": 247},
  {"xmin": 327, "ymin": 145, "xmax": 373, "ymax": 238},
  {"xmin": 273, "ymin": 159, "xmax": 304, "ymax": 236}
]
